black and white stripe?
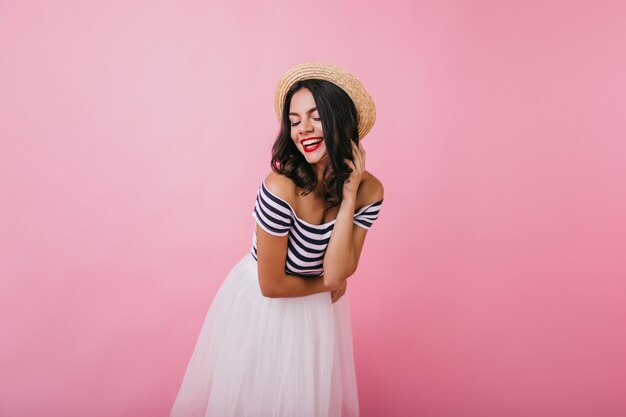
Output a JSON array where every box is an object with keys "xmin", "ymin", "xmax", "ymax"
[{"xmin": 251, "ymin": 176, "xmax": 383, "ymax": 277}]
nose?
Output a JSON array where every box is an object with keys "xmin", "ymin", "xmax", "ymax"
[{"xmin": 299, "ymin": 118, "xmax": 314, "ymax": 135}]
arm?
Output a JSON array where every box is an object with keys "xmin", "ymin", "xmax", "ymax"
[
  {"xmin": 255, "ymin": 223, "xmax": 330, "ymax": 298},
  {"xmin": 324, "ymin": 183, "xmax": 384, "ymax": 289},
  {"xmin": 254, "ymin": 173, "xmax": 333, "ymax": 298},
  {"xmin": 322, "ymin": 193, "xmax": 358, "ymax": 289},
  {"xmin": 323, "ymin": 142, "xmax": 385, "ymax": 289}
]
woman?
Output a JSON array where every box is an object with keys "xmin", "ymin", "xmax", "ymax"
[{"xmin": 170, "ymin": 62, "xmax": 385, "ymax": 417}]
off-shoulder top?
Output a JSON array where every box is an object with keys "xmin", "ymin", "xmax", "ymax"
[{"xmin": 250, "ymin": 175, "xmax": 384, "ymax": 277}]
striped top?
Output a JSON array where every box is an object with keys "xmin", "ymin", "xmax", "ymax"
[{"xmin": 250, "ymin": 176, "xmax": 384, "ymax": 277}]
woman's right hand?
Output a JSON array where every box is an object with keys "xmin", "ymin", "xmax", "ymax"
[{"xmin": 330, "ymin": 279, "xmax": 347, "ymax": 304}]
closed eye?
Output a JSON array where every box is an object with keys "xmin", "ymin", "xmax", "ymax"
[
  {"xmin": 289, "ymin": 117, "xmax": 322, "ymax": 126},
  {"xmin": 290, "ymin": 117, "xmax": 320, "ymax": 127}
]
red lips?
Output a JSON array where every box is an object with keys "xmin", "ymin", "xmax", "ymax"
[
  {"xmin": 301, "ymin": 137, "xmax": 324, "ymax": 153},
  {"xmin": 300, "ymin": 137, "xmax": 323, "ymax": 144}
]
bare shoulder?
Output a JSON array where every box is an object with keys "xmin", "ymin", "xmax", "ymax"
[
  {"xmin": 360, "ymin": 170, "xmax": 385, "ymax": 205},
  {"xmin": 264, "ymin": 171, "xmax": 297, "ymax": 204}
]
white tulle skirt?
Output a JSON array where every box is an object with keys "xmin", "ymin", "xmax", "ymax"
[{"xmin": 170, "ymin": 252, "xmax": 359, "ymax": 417}]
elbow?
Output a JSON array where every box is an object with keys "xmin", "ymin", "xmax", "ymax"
[
  {"xmin": 324, "ymin": 266, "xmax": 355, "ymax": 290},
  {"xmin": 323, "ymin": 255, "xmax": 357, "ymax": 289},
  {"xmin": 260, "ymin": 285, "xmax": 278, "ymax": 298},
  {"xmin": 324, "ymin": 277, "xmax": 341, "ymax": 290},
  {"xmin": 324, "ymin": 276, "xmax": 343, "ymax": 290},
  {"xmin": 258, "ymin": 276, "xmax": 281, "ymax": 298}
]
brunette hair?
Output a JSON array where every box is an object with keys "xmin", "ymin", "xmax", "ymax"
[{"xmin": 270, "ymin": 79, "xmax": 359, "ymax": 210}]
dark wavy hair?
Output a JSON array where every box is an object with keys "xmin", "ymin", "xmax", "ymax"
[{"xmin": 270, "ymin": 79, "xmax": 359, "ymax": 210}]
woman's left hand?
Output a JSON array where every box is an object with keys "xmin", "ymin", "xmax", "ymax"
[{"xmin": 343, "ymin": 141, "xmax": 366, "ymax": 197}]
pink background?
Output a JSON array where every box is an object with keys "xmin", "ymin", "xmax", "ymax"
[{"xmin": 1, "ymin": 1, "xmax": 625, "ymax": 416}]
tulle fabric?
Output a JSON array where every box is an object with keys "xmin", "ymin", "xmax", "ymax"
[{"xmin": 170, "ymin": 252, "xmax": 359, "ymax": 417}]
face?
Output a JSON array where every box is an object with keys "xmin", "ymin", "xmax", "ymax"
[{"xmin": 288, "ymin": 88, "xmax": 328, "ymax": 164}]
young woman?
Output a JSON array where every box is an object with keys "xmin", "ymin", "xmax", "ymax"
[{"xmin": 170, "ymin": 62, "xmax": 385, "ymax": 417}]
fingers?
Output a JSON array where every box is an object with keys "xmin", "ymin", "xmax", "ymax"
[
  {"xmin": 331, "ymin": 290, "xmax": 346, "ymax": 303},
  {"xmin": 351, "ymin": 141, "xmax": 365, "ymax": 173},
  {"xmin": 353, "ymin": 150, "xmax": 361, "ymax": 172},
  {"xmin": 359, "ymin": 141, "xmax": 365, "ymax": 166}
]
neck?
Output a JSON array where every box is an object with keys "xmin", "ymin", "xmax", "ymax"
[{"xmin": 312, "ymin": 161, "xmax": 327, "ymax": 198}]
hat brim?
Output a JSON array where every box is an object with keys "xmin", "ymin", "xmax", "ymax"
[{"xmin": 274, "ymin": 62, "xmax": 376, "ymax": 140}]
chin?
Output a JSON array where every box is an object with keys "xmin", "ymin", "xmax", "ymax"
[
  {"xmin": 304, "ymin": 152, "xmax": 327, "ymax": 165},
  {"xmin": 300, "ymin": 146, "xmax": 327, "ymax": 163}
]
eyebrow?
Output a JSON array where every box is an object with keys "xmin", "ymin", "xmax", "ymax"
[{"xmin": 289, "ymin": 107, "xmax": 318, "ymax": 117}]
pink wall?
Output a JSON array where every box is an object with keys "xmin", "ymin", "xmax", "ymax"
[{"xmin": 1, "ymin": 1, "xmax": 625, "ymax": 416}]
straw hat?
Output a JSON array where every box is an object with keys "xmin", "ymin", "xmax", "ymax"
[{"xmin": 274, "ymin": 62, "xmax": 376, "ymax": 140}]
